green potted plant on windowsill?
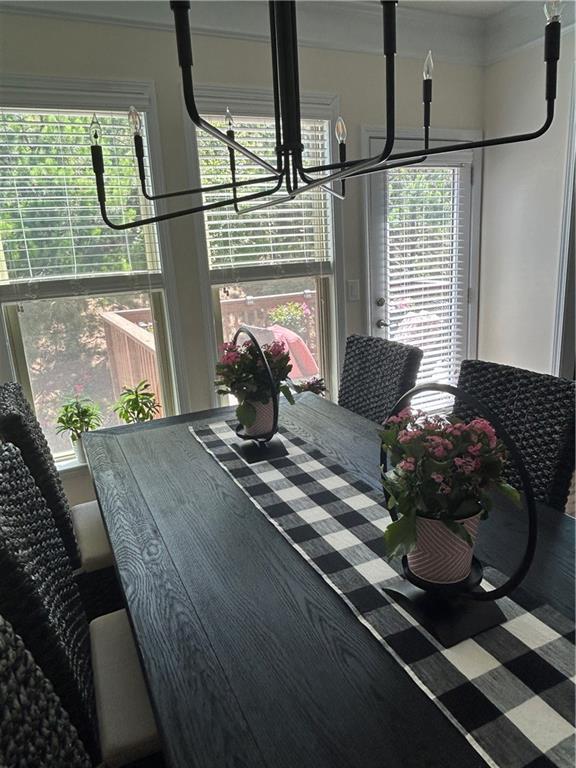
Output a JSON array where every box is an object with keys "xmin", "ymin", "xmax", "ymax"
[
  {"xmin": 56, "ymin": 397, "xmax": 103, "ymax": 464},
  {"xmin": 113, "ymin": 379, "xmax": 161, "ymax": 424}
]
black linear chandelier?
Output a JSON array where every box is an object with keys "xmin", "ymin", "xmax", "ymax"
[{"xmin": 90, "ymin": 0, "xmax": 562, "ymax": 230}]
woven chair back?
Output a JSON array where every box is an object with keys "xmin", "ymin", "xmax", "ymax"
[
  {"xmin": 455, "ymin": 359, "xmax": 575, "ymax": 511},
  {"xmin": 0, "ymin": 613, "xmax": 92, "ymax": 768},
  {"xmin": 338, "ymin": 334, "xmax": 423, "ymax": 424},
  {"xmin": 0, "ymin": 442, "xmax": 96, "ymax": 756},
  {"xmin": 0, "ymin": 382, "xmax": 79, "ymax": 567}
]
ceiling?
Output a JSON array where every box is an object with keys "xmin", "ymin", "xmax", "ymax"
[{"xmin": 403, "ymin": 1, "xmax": 515, "ymax": 18}]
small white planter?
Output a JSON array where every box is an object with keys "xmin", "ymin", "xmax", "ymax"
[
  {"xmin": 243, "ymin": 400, "xmax": 275, "ymax": 437},
  {"xmin": 72, "ymin": 437, "xmax": 87, "ymax": 465}
]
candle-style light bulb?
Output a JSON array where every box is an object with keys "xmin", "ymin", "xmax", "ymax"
[
  {"xmin": 335, "ymin": 116, "xmax": 347, "ymax": 145},
  {"xmin": 544, "ymin": 0, "xmax": 561, "ymax": 21},
  {"xmin": 423, "ymin": 50, "xmax": 434, "ymax": 80},
  {"xmin": 89, "ymin": 113, "xmax": 102, "ymax": 146},
  {"xmin": 225, "ymin": 107, "xmax": 235, "ymax": 130},
  {"xmin": 127, "ymin": 106, "xmax": 142, "ymax": 136}
]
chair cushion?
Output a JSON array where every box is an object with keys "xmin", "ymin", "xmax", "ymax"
[
  {"xmin": 90, "ymin": 609, "xmax": 159, "ymax": 767},
  {"xmin": 71, "ymin": 501, "xmax": 114, "ymax": 572}
]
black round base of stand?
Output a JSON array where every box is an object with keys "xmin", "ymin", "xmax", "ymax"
[
  {"xmin": 231, "ymin": 435, "xmax": 288, "ymax": 464},
  {"xmin": 384, "ymin": 558, "xmax": 506, "ymax": 648},
  {"xmin": 402, "ymin": 557, "xmax": 484, "ymax": 595}
]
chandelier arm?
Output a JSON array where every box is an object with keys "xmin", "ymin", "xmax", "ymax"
[
  {"xmin": 345, "ymin": 122, "xmax": 430, "ymax": 180},
  {"xmin": 301, "ymin": 14, "xmax": 559, "ymax": 179},
  {"xmin": 298, "ymin": 92, "xmax": 551, "ymax": 175},
  {"xmin": 301, "ymin": 84, "xmax": 428, "ymax": 194},
  {"xmin": 227, "ymin": 132, "xmax": 240, "ymax": 214},
  {"xmin": 297, "ymin": 166, "xmax": 345, "ymax": 200},
  {"xmin": 91, "ymin": 140, "xmax": 285, "ymax": 229},
  {"xmin": 237, "ymin": 192, "xmax": 295, "ymax": 217},
  {"xmin": 132, "ymin": 134, "xmax": 277, "ymax": 201},
  {"xmin": 348, "ymin": 154, "xmax": 428, "ymax": 179},
  {"xmin": 298, "ymin": 0, "xmax": 397, "ymax": 178},
  {"xmin": 236, "ymin": 155, "xmax": 427, "ymax": 217},
  {"xmin": 268, "ymin": 96, "xmax": 555, "ymax": 204},
  {"xmin": 182, "ymin": 80, "xmax": 281, "ymax": 176},
  {"xmin": 381, "ymin": 100, "xmax": 555, "ymax": 164},
  {"xmin": 376, "ymin": 1, "xmax": 397, "ymax": 164},
  {"xmin": 95, "ymin": 174, "xmax": 284, "ymax": 230},
  {"xmin": 269, "ymin": 1, "xmax": 284, "ymax": 172},
  {"xmin": 170, "ymin": 0, "xmax": 280, "ymax": 176},
  {"xmin": 353, "ymin": 18, "xmax": 559, "ymax": 168}
]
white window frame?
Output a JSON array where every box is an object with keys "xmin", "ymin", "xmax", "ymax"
[
  {"xmin": 361, "ymin": 126, "xmax": 482, "ymax": 363},
  {"xmin": 0, "ymin": 74, "xmax": 188, "ymax": 442},
  {"xmin": 552, "ymin": 68, "xmax": 575, "ymax": 377},
  {"xmin": 182, "ymin": 85, "xmax": 346, "ymax": 404}
]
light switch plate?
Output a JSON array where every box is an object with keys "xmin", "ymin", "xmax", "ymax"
[{"xmin": 347, "ymin": 279, "xmax": 360, "ymax": 302}]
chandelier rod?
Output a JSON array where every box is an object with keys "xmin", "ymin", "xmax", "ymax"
[{"xmin": 90, "ymin": 0, "xmax": 561, "ymax": 228}]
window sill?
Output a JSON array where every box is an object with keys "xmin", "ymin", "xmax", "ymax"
[{"xmin": 56, "ymin": 458, "xmax": 89, "ymax": 477}]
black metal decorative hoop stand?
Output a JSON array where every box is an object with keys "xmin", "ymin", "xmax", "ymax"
[
  {"xmin": 230, "ymin": 326, "xmax": 288, "ymax": 463},
  {"xmin": 381, "ymin": 382, "xmax": 538, "ymax": 647}
]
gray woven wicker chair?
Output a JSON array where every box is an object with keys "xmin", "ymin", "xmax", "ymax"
[
  {"xmin": 0, "ymin": 613, "xmax": 92, "ymax": 768},
  {"xmin": 0, "ymin": 382, "xmax": 122, "ymax": 619},
  {"xmin": 338, "ymin": 335, "xmax": 423, "ymax": 424},
  {"xmin": 0, "ymin": 383, "xmax": 79, "ymax": 566},
  {"xmin": 0, "ymin": 441, "xmax": 96, "ymax": 756},
  {"xmin": 0, "ymin": 442, "xmax": 160, "ymax": 767},
  {"xmin": 455, "ymin": 359, "xmax": 576, "ymax": 512}
]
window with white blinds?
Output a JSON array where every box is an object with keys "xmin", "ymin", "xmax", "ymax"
[
  {"xmin": 381, "ymin": 164, "xmax": 472, "ymax": 411},
  {"xmin": 0, "ymin": 109, "xmax": 161, "ymax": 283},
  {"xmin": 197, "ymin": 116, "xmax": 333, "ymax": 274}
]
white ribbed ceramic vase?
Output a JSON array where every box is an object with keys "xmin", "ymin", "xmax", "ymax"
[
  {"xmin": 72, "ymin": 437, "xmax": 86, "ymax": 464},
  {"xmin": 407, "ymin": 513, "xmax": 482, "ymax": 584},
  {"xmin": 243, "ymin": 400, "xmax": 275, "ymax": 437}
]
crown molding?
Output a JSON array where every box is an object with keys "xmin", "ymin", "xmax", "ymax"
[
  {"xmin": 0, "ymin": 1, "xmax": 571, "ymax": 67},
  {"xmin": 0, "ymin": 1, "xmax": 485, "ymax": 65}
]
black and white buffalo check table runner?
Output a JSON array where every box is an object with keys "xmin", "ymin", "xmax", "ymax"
[{"xmin": 191, "ymin": 421, "xmax": 575, "ymax": 768}]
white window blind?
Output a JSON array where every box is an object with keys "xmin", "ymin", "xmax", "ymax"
[
  {"xmin": 0, "ymin": 109, "xmax": 161, "ymax": 283},
  {"xmin": 383, "ymin": 165, "xmax": 471, "ymax": 411},
  {"xmin": 197, "ymin": 116, "xmax": 333, "ymax": 273}
]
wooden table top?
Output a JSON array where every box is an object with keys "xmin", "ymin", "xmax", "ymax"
[{"xmin": 84, "ymin": 394, "xmax": 574, "ymax": 768}]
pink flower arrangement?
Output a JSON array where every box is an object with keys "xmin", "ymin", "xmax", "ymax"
[
  {"xmin": 380, "ymin": 407, "xmax": 520, "ymax": 558},
  {"xmin": 215, "ymin": 337, "xmax": 295, "ymax": 427}
]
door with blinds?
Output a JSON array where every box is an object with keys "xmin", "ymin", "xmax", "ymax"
[{"xmin": 366, "ymin": 136, "xmax": 477, "ymax": 410}]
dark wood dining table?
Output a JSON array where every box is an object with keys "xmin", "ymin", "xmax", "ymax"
[{"xmin": 83, "ymin": 393, "xmax": 575, "ymax": 768}]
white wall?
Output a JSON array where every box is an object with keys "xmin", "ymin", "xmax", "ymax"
[{"xmin": 479, "ymin": 30, "xmax": 575, "ymax": 373}]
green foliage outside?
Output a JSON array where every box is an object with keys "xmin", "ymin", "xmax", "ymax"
[
  {"xmin": 267, "ymin": 301, "xmax": 311, "ymax": 336},
  {"xmin": 0, "ymin": 111, "xmax": 156, "ymax": 281}
]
